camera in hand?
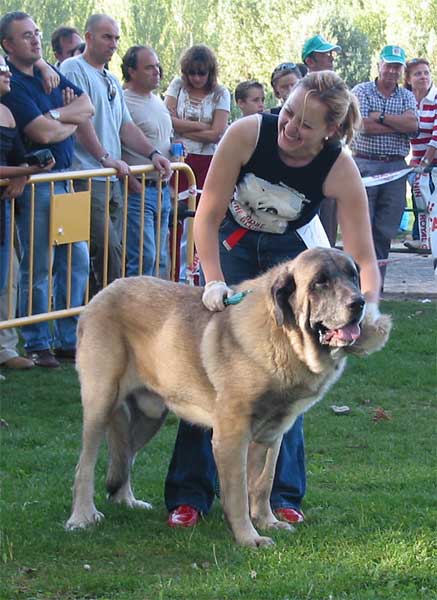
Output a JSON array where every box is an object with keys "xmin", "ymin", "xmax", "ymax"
[{"xmin": 25, "ymin": 149, "xmax": 55, "ymax": 167}]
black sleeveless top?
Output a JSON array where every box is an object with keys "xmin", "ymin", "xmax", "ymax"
[
  {"xmin": 235, "ymin": 113, "xmax": 341, "ymax": 231},
  {"xmin": 0, "ymin": 124, "xmax": 27, "ymax": 244}
]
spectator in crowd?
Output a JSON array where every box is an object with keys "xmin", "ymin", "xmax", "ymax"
[
  {"xmin": 60, "ymin": 14, "xmax": 171, "ymax": 295},
  {"xmin": 352, "ymin": 45, "xmax": 418, "ymax": 285},
  {"xmin": 403, "ymin": 57, "xmax": 437, "ymax": 251},
  {"xmin": 165, "ymin": 71, "xmax": 381, "ymax": 529},
  {"xmin": 302, "ymin": 34, "xmax": 341, "ymax": 72},
  {"xmin": 234, "ymin": 80, "xmax": 265, "ymax": 117},
  {"xmin": 164, "ymin": 44, "xmax": 230, "ymax": 280},
  {"xmin": 70, "ymin": 42, "xmax": 85, "ymax": 58},
  {"xmin": 0, "ymin": 53, "xmax": 54, "ymax": 370},
  {"xmin": 51, "ymin": 26, "xmax": 83, "ymax": 67},
  {"xmin": 121, "ymin": 45, "xmax": 173, "ymax": 276},
  {"xmin": 0, "ymin": 11, "xmax": 93, "ymax": 367},
  {"xmin": 302, "ymin": 34, "xmax": 342, "ymax": 247},
  {"xmin": 269, "ymin": 62, "xmax": 302, "ymax": 115}
]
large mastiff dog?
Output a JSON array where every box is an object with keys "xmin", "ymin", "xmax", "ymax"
[{"xmin": 66, "ymin": 247, "xmax": 391, "ymax": 547}]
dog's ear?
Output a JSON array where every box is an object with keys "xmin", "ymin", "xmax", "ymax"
[{"xmin": 271, "ymin": 271, "xmax": 296, "ymax": 327}]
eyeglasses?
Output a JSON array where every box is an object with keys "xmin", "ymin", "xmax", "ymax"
[
  {"xmin": 0, "ymin": 65, "xmax": 11, "ymax": 74},
  {"xmin": 188, "ymin": 69, "xmax": 208, "ymax": 77},
  {"xmin": 22, "ymin": 30, "xmax": 43, "ymax": 41},
  {"xmin": 102, "ymin": 69, "xmax": 117, "ymax": 102}
]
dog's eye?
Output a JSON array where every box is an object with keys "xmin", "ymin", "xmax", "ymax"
[{"xmin": 312, "ymin": 274, "xmax": 329, "ymax": 289}]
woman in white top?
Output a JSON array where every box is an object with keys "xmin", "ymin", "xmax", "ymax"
[{"xmin": 165, "ymin": 44, "xmax": 230, "ymax": 193}]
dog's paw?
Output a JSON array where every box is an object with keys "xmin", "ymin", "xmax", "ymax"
[
  {"xmin": 65, "ymin": 509, "xmax": 104, "ymax": 530},
  {"xmin": 346, "ymin": 313, "xmax": 392, "ymax": 357}
]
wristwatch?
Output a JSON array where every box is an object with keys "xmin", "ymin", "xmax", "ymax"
[
  {"xmin": 421, "ymin": 157, "xmax": 430, "ymax": 165},
  {"xmin": 49, "ymin": 109, "xmax": 61, "ymax": 121},
  {"xmin": 147, "ymin": 148, "xmax": 162, "ymax": 161},
  {"xmin": 378, "ymin": 112, "xmax": 385, "ymax": 125},
  {"xmin": 98, "ymin": 152, "xmax": 110, "ymax": 164}
]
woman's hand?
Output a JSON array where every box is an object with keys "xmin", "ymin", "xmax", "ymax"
[
  {"xmin": 38, "ymin": 61, "xmax": 60, "ymax": 95},
  {"xmin": 1, "ymin": 175, "xmax": 28, "ymax": 200},
  {"xmin": 202, "ymin": 280, "xmax": 234, "ymax": 311}
]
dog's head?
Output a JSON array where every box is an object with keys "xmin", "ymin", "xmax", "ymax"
[{"xmin": 271, "ymin": 247, "xmax": 365, "ymax": 349}]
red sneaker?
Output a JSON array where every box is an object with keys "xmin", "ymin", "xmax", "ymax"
[
  {"xmin": 167, "ymin": 505, "xmax": 201, "ymax": 528},
  {"xmin": 275, "ymin": 507, "xmax": 305, "ymax": 524}
]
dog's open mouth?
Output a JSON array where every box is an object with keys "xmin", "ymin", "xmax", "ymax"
[{"xmin": 317, "ymin": 322, "xmax": 361, "ymax": 347}]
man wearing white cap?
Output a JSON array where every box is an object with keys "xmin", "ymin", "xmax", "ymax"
[
  {"xmin": 302, "ymin": 34, "xmax": 342, "ymax": 245},
  {"xmin": 352, "ymin": 45, "xmax": 418, "ymax": 286},
  {"xmin": 302, "ymin": 34, "xmax": 341, "ymax": 73}
]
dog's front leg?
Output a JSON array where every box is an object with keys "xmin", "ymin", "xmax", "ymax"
[
  {"xmin": 247, "ymin": 439, "xmax": 292, "ymax": 532},
  {"xmin": 212, "ymin": 423, "xmax": 275, "ymax": 548}
]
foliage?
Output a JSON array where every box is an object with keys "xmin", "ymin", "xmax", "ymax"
[
  {"xmin": 1, "ymin": 0, "xmax": 435, "ymax": 93},
  {"xmin": 0, "ymin": 301, "xmax": 436, "ymax": 599}
]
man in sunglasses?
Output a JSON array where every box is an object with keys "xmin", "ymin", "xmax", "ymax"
[
  {"xmin": 0, "ymin": 11, "xmax": 94, "ymax": 367},
  {"xmin": 60, "ymin": 14, "xmax": 171, "ymax": 295}
]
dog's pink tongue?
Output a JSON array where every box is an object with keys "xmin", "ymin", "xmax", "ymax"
[{"xmin": 334, "ymin": 323, "xmax": 361, "ymax": 342}]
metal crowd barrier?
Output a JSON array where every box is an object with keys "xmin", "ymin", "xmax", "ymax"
[{"xmin": 0, "ymin": 163, "xmax": 197, "ymax": 331}]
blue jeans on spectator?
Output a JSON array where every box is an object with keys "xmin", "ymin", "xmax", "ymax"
[
  {"xmin": 0, "ymin": 201, "xmax": 11, "ymax": 292},
  {"xmin": 165, "ymin": 213, "xmax": 308, "ymax": 514},
  {"xmin": 15, "ymin": 179, "xmax": 89, "ymax": 352},
  {"xmin": 126, "ymin": 184, "xmax": 171, "ymax": 277}
]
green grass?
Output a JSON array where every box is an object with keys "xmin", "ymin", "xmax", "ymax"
[{"xmin": 1, "ymin": 300, "xmax": 436, "ymax": 600}]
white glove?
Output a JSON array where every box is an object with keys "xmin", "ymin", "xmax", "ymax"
[
  {"xmin": 202, "ymin": 280, "xmax": 234, "ymax": 312},
  {"xmin": 364, "ymin": 301, "xmax": 381, "ymax": 324}
]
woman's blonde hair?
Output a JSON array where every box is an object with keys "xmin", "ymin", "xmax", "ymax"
[{"xmin": 297, "ymin": 71, "xmax": 361, "ymax": 145}]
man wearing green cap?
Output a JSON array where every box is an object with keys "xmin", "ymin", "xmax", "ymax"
[
  {"xmin": 302, "ymin": 34, "xmax": 342, "ymax": 245},
  {"xmin": 302, "ymin": 34, "xmax": 341, "ymax": 73},
  {"xmin": 351, "ymin": 45, "xmax": 418, "ymax": 286}
]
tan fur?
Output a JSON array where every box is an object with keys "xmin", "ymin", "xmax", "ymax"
[{"xmin": 66, "ymin": 247, "xmax": 391, "ymax": 547}]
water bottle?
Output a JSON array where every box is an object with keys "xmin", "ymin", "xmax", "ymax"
[{"xmin": 171, "ymin": 142, "xmax": 184, "ymax": 162}]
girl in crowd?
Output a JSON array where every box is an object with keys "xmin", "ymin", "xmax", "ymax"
[
  {"xmin": 403, "ymin": 58, "xmax": 437, "ymax": 251},
  {"xmin": 165, "ymin": 71, "xmax": 382, "ymax": 528},
  {"xmin": 269, "ymin": 62, "xmax": 305, "ymax": 114},
  {"xmin": 164, "ymin": 45, "xmax": 230, "ymax": 280}
]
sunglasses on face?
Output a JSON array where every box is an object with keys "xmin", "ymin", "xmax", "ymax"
[
  {"xmin": 188, "ymin": 69, "xmax": 208, "ymax": 77},
  {"xmin": 102, "ymin": 69, "xmax": 117, "ymax": 102},
  {"xmin": 0, "ymin": 65, "xmax": 11, "ymax": 74}
]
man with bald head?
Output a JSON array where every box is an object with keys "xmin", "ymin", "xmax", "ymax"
[{"xmin": 61, "ymin": 14, "xmax": 171, "ymax": 294}]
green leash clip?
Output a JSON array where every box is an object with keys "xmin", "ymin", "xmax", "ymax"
[{"xmin": 223, "ymin": 289, "xmax": 252, "ymax": 306}]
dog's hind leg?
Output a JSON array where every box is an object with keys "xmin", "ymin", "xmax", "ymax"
[
  {"xmin": 248, "ymin": 440, "xmax": 292, "ymax": 532},
  {"xmin": 66, "ymin": 382, "xmax": 118, "ymax": 530},
  {"xmin": 106, "ymin": 391, "xmax": 167, "ymax": 509}
]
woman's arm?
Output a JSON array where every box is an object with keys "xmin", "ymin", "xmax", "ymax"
[
  {"xmin": 194, "ymin": 115, "xmax": 259, "ymax": 283},
  {"xmin": 164, "ymin": 95, "xmax": 210, "ymax": 134},
  {"xmin": 324, "ymin": 150, "xmax": 381, "ymax": 303},
  {"xmin": 181, "ymin": 109, "xmax": 229, "ymax": 144}
]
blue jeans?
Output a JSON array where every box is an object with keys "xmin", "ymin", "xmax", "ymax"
[
  {"xmin": 126, "ymin": 185, "xmax": 171, "ymax": 277},
  {"xmin": 15, "ymin": 179, "xmax": 89, "ymax": 351},
  {"xmin": 165, "ymin": 214, "xmax": 307, "ymax": 514},
  {"xmin": 0, "ymin": 201, "xmax": 11, "ymax": 292}
]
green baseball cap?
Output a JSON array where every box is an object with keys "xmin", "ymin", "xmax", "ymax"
[
  {"xmin": 302, "ymin": 34, "xmax": 341, "ymax": 62},
  {"xmin": 379, "ymin": 45, "xmax": 406, "ymax": 65}
]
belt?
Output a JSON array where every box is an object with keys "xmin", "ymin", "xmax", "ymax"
[
  {"xmin": 354, "ymin": 153, "xmax": 405, "ymax": 162},
  {"xmin": 136, "ymin": 179, "xmax": 168, "ymax": 188}
]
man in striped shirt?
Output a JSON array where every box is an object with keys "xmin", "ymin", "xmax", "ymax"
[
  {"xmin": 403, "ymin": 58, "xmax": 437, "ymax": 250},
  {"xmin": 352, "ymin": 45, "xmax": 418, "ymax": 285}
]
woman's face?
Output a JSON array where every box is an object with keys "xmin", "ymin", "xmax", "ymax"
[
  {"xmin": 186, "ymin": 63, "xmax": 209, "ymax": 90},
  {"xmin": 0, "ymin": 55, "xmax": 12, "ymax": 97},
  {"xmin": 407, "ymin": 62, "xmax": 432, "ymax": 97},
  {"xmin": 274, "ymin": 72, "xmax": 300, "ymax": 102},
  {"xmin": 278, "ymin": 85, "xmax": 334, "ymax": 158}
]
